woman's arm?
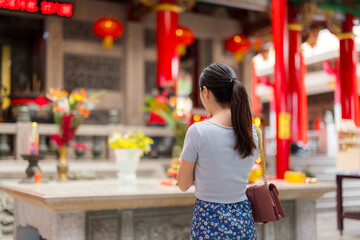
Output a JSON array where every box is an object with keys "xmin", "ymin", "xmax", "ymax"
[{"xmin": 177, "ymin": 158, "xmax": 195, "ymax": 192}]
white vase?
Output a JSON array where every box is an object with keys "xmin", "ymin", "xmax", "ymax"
[{"xmin": 114, "ymin": 148, "xmax": 142, "ymax": 185}]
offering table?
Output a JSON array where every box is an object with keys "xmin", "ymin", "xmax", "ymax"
[{"xmin": 0, "ymin": 179, "xmax": 335, "ymax": 240}]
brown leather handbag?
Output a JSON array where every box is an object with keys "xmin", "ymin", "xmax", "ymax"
[{"xmin": 246, "ymin": 125, "xmax": 286, "ymax": 224}]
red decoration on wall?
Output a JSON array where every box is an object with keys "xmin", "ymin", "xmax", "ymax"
[
  {"xmin": 0, "ymin": 0, "xmax": 38, "ymax": 12},
  {"xmin": 176, "ymin": 26, "xmax": 195, "ymax": 56},
  {"xmin": 0, "ymin": 0, "xmax": 73, "ymax": 17},
  {"xmin": 93, "ymin": 17, "xmax": 124, "ymax": 48},
  {"xmin": 225, "ymin": 34, "xmax": 251, "ymax": 61},
  {"xmin": 11, "ymin": 95, "xmax": 51, "ymax": 106},
  {"xmin": 41, "ymin": 1, "xmax": 73, "ymax": 17}
]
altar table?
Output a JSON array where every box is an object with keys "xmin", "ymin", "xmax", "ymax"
[{"xmin": 0, "ymin": 179, "xmax": 335, "ymax": 240}]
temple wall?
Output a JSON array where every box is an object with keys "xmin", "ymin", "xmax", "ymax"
[{"xmin": 45, "ymin": 1, "xmax": 243, "ymax": 124}]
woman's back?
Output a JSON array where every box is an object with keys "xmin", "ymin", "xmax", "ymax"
[
  {"xmin": 177, "ymin": 63, "xmax": 258, "ymax": 239},
  {"xmin": 181, "ymin": 120, "xmax": 259, "ymax": 203}
]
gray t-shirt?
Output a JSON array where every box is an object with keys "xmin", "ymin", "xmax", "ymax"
[{"xmin": 180, "ymin": 120, "xmax": 260, "ymax": 203}]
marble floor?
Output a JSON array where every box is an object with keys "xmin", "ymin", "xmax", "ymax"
[{"xmin": 317, "ymin": 211, "xmax": 360, "ymax": 240}]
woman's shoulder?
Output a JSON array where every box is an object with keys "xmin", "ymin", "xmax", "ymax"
[
  {"xmin": 252, "ymin": 124, "xmax": 261, "ymax": 148},
  {"xmin": 189, "ymin": 120, "xmax": 213, "ymax": 131},
  {"xmin": 252, "ymin": 124, "xmax": 261, "ymax": 134},
  {"xmin": 186, "ymin": 121, "xmax": 212, "ymax": 136}
]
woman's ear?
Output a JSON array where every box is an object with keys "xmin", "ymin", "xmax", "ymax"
[{"xmin": 202, "ymin": 86, "xmax": 209, "ymax": 98}]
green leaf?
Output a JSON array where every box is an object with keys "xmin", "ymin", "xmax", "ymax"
[
  {"xmin": 145, "ymin": 96, "xmax": 155, "ymax": 105},
  {"xmin": 54, "ymin": 111, "xmax": 61, "ymax": 125},
  {"xmin": 89, "ymin": 89, "xmax": 107, "ymax": 99},
  {"xmin": 141, "ymin": 106, "xmax": 152, "ymax": 112}
]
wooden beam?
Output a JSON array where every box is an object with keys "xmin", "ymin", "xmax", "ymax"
[
  {"xmin": 127, "ymin": 0, "xmax": 152, "ymax": 21},
  {"xmin": 197, "ymin": 0, "xmax": 268, "ymax": 12}
]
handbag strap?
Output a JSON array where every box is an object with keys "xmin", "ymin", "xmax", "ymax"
[{"xmin": 254, "ymin": 124, "xmax": 267, "ymax": 185}]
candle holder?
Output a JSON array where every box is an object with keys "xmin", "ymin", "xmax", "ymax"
[{"xmin": 20, "ymin": 154, "xmax": 45, "ymax": 183}]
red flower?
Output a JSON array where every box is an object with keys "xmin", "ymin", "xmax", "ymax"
[
  {"xmin": 50, "ymin": 114, "xmax": 77, "ymax": 147},
  {"xmin": 71, "ymin": 143, "xmax": 89, "ymax": 150},
  {"xmin": 50, "ymin": 134, "xmax": 63, "ymax": 147},
  {"xmin": 61, "ymin": 114, "xmax": 75, "ymax": 144}
]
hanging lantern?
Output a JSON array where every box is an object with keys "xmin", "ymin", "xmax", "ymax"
[
  {"xmin": 225, "ymin": 34, "xmax": 251, "ymax": 62},
  {"xmin": 176, "ymin": 26, "xmax": 195, "ymax": 56},
  {"xmin": 93, "ymin": 17, "xmax": 124, "ymax": 48},
  {"xmin": 253, "ymin": 39, "xmax": 262, "ymax": 52}
]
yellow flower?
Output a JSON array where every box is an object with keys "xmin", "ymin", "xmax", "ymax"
[
  {"xmin": 108, "ymin": 130, "xmax": 154, "ymax": 156},
  {"xmin": 70, "ymin": 88, "xmax": 86, "ymax": 102}
]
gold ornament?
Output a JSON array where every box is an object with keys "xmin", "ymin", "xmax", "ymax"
[
  {"xmin": 297, "ymin": 2, "xmax": 318, "ymax": 29},
  {"xmin": 306, "ymin": 27, "xmax": 321, "ymax": 48},
  {"xmin": 336, "ymin": 32, "xmax": 355, "ymax": 40}
]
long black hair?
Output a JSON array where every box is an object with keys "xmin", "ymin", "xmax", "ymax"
[{"xmin": 199, "ymin": 63, "xmax": 256, "ymax": 158}]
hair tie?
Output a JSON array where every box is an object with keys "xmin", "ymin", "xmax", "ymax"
[{"xmin": 230, "ymin": 78, "xmax": 236, "ymax": 83}]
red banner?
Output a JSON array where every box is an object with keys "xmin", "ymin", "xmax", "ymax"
[{"xmin": 0, "ymin": 0, "xmax": 73, "ymax": 17}]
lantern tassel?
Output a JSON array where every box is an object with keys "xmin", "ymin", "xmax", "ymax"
[
  {"xmin": 177, "ymin": 44, "xmax": 187, "ymax": 56},
  {"xmin": 234, "ymin": 52, "xmax": 243, "ymax": 62},
  {"xmin": 103, "ymin": 36, "xmax": 114, "ymax": 48}
]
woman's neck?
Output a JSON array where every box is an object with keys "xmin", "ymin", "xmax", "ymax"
[{"xmin": 209, "ymin": 107, "xmax": 232, "ymax": 127}]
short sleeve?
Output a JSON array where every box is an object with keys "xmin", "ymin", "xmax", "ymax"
[{"xmin": 180, "ymin": 124, "xmax": 200, "ymax": 162}]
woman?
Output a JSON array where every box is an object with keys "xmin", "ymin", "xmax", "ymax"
[{"xmin": 177, "ymin": 63, "xmax": 260, "ymax": 240}]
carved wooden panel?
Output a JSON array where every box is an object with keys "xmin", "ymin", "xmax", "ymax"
[
  {"xmin": 63, "ymin": 20, "xmax": 121, "ymax": 45},
  {"xmin": 145, "ymin": 61, "xmax": 157, "ymax": 95},
  {"xmin": 84, "ymin": 110, "xmax": 113, "ymax": 125},
  {"xmin": 63, "ymin": 54, "xmax": 121, "ymax": 91},
  {"xmin": 144, "ymin": 28, "xmax": 156, "ymax": 49}
]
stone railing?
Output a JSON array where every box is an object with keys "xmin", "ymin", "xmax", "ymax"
[
  {"xmin": 0, "ymin": 107, "xmax": 173, "ymax": 161},
  {"xmin": 0, "ymin": 122, "xmax": 173, "ymax": 161}
]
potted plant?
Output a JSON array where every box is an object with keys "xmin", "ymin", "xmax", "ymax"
[{"xmin": 108, "ymin": 130, "xmax": 153, "ymax": 185}]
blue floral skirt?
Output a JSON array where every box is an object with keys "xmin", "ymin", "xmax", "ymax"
[{"xmin": 190, "ymin": 198, "xmax": 257, "ymax": 240}]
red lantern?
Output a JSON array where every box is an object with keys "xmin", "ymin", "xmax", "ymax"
[
  {"xmin": 176, "ymin": 26, "xmax": 195, "ymax": 56},
  {"xmin": 253, "ymin": 39, "xmax": 262, "ymax": 52},
  {"xmin": 93, "ymin": 17, "xmax": 124, "ymax": 48},
  {"xmin": 225, "ymin": 34, "xmax": 251, "ymax": 61}
]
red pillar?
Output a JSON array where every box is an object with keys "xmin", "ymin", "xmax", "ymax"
[
  {"xmin": 289, "ymin": 23, "xmax": 308, "ymax": 145},
  {"xmin": 156, "ymin": 1, "xmax": 180, "ymax": 89},
  {"xmin": 252, "ymin": 64, "xmax": 261, "ymax": 114},
  {"xmin": 339, "ymin": 13, "xmax": 360, "ymax": 126},
  {"xmin": 272, "ymin": 0, "xmax": 290, "ymax": 179},
  {"xmin": 323, "ymin": 60, "xmax": 341, "ymax": 104}
]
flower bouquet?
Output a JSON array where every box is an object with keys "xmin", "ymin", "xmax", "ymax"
[
  {"xmin": 46, "ymin": 87, "xmax": 105, "ymax": 179},
  {"xmin": 142, "ymin": 96, "xmax": 190, "ymax": 179},
  {"xmin": 108, "ymin": 131, "xmax": 153, "ymax": 184},
  {"xmin": 142, "ymin": 96, "xmax": 188, "ymax": 153},
  {"xmin": 108, "ymin": 130, "xmax": 154, "ymax": 156}
]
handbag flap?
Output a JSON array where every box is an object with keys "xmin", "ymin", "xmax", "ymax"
[{"xmin": 246, "ymin": 183, "xmax": 286, "ymax": 223}]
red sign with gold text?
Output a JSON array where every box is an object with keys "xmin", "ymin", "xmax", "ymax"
[{"xmin": 0, "ymin": 0, "xmax": 73, "ymax": 17}]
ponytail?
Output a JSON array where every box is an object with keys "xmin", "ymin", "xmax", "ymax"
[
  {"xmin": 199, "ymin": 63, "xmax": 256, "ymax": 158},
  {"xmin": 230, "ymin": 80, "xmax": 256, "ymax": 158}
]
